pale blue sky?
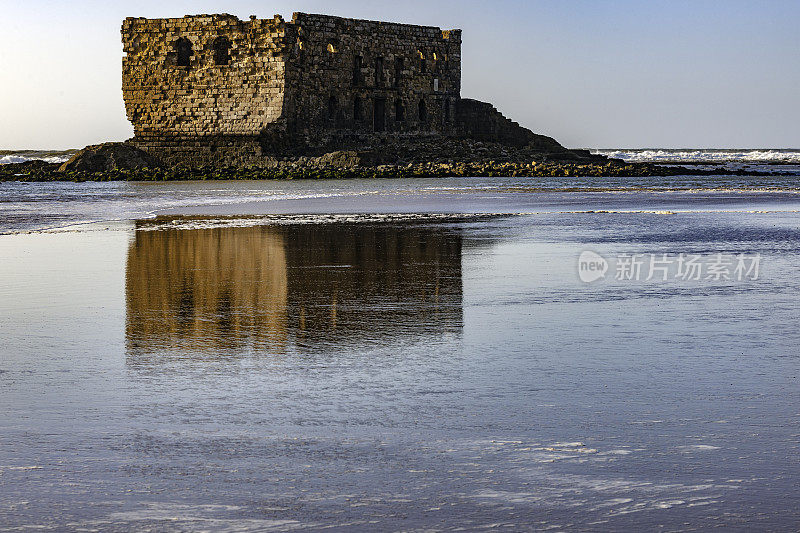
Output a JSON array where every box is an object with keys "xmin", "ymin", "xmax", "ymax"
[{"xmin": 1, "ymin": 0, "xmax": 798, "ymax": 149}]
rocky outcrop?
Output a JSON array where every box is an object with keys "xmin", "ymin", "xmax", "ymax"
[
  {"xmin": 454, "ymin": 99, "xmax": 564, "ymax": 151},
  {"xmin": 4, "ymin": 158, "xmax": 760, "ymax": 183},
  {"xmin": 58, "ymin": 142, "xmax": 161, "ymax": 172},
  {"xmin": 288, "ymin": 137, "xmax": 607, "ymax": 166}
]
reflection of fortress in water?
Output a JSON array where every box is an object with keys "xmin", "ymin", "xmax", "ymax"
[{"xmin": 126, "ymin": 221, "xmax": 463, "ymax": 357}]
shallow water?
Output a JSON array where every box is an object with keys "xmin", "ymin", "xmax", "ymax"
[
  {"xmin": 3, "ymin": 173, "xmax": 800, "ymax": 234},
  {"xmin": 1, "ymin": 177, "xmax": 799, "ymax": 530}
]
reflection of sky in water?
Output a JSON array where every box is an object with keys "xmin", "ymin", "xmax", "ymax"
[{"xmin": 1, "ymin": 210, "xmax": 799, "ymax": 530}]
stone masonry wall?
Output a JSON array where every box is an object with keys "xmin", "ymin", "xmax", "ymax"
[
  {"xmin": 122, "ymin": 13, "xmax": 291, "ymax": 165},
  {"xmin": 282, "ymin": 13, "xmax": 462, "ymax": 145},
  {"xmin": 122, "ymin": 12, "xmax": 462, "ymax": 165},
  {"xmin": 122, "ymin": 14, "xmax": 288, "ymax": 138}
]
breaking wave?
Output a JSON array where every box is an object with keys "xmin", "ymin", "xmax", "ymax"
[
  {"xmin": 592, "ymin": 149, "xmax": 800, "ymax": 164},
  {"xmin": 0, "ymin": 152, "xmax": 75, "ymax": 165}
]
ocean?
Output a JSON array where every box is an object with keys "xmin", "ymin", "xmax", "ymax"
[
  {"xmin": 0, "ymin": 153, "xmax": 799, "ymax": 530},
  {"xmin": 0, "ymin": 149, "xmax": 76, "ymax": 165},
  {"xmin": 593, "ymin": 148, "xmax": 800, "ymax": 164}
]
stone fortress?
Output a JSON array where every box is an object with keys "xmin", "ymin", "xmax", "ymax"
[{"xmin": 121, "ymin": 12, "xmax": 592, "ymax": 167}]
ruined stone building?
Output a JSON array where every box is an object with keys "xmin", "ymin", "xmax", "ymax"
[{"xmin": 122, "ymin": 12, "xmax": 558, "ymax": 166}]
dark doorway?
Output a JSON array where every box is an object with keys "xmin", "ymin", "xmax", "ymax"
[
  {"xmin": 354, "ymin": 97, "xmax": 363, "ymax": 123},
  {"xmin": 328, "ymin": 95, "xmax": 337, "ymax": 121},
  {"xmin": 394, "ymin": 57, "xmax": 404, "ymax": 88},
  {"xmin": 395, "ymin": 99, "xmax": 405, "ymax": 123},
  {"xmin": 373, "ymin": 98, "xmax": 386, "ymax": 132},
  {"xmin": 353, "ymin": 55, "xmax": 363, "ymax": 86},
  {"xmin": 375, "ymin": 57, "xmax": 384, "ymax": 87}
]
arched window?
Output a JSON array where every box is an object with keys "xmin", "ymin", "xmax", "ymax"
[
  {"xmin": 213, "ymin": 37, "xmax": 231, "ymax": 66},
  {"xmin": 353, "ymin": 97, "xmax": 363, "ymax": 122},
  {"xmin": 418, "ymin": 99, "xmax": 428, "ymax": 124},
  {"xmin": 328, "ymin": 95, "xmax": 338, "ymax": 121},
  {"xmin": 395, "ymin": 100, "xmax": 405, "ymax": 122},
  {"xmin": 418, "ymin": 50, "xmax": 427, "ymax": 74},
  {"xmin": 176, "ymin": 37, "xmax": 192, "ymax": 67}
]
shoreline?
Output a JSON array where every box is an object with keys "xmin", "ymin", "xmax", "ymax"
[{"xmin": 1, "ymin": 159, "xmax": 792, "ymax": 183}]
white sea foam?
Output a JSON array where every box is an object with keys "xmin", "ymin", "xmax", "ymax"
[
  {"xmin": 678, "ymin": 444, "xmax": 721, "ymax": 451},
  {"xmin": 129, "ymin": 213, "xmax": 498, "ymax": 232},
  {"xmin": 0, "ymin": 153, "xmax": 73, "ymax": 165},
  {"xmin": 103, "ymin": 503, "xmax": 310, "ymax": 531},
  {"xmin": 592, "ymin": 148, "xmax": 800, "ymax": 163}
]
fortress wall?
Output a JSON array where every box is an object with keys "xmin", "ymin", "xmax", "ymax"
[
  {"xmin": 122, "ymin": 14, "xmax": 288, "ymax": 139},
  {"xmin": 119, "ymin": 12, "xmax": 511, "ymax": 166},
  {"xmin": 284, "ymin": 13, "xmax": 462, "ymax": 142}
]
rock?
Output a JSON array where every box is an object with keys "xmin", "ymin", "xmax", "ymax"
[
  {"xmin": 318, "ymin": 151, "xmax": 361, "ymax": 168},
  {"xmin": 58, "ymin": 142, "xmax": 161, "ymax": 172},
  {"xmin": 317, "ymin": 150, "xmax": 380, "ymax": 168}
]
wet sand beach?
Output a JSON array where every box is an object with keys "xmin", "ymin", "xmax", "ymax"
[{"xmin": 1, "ymin": 175, "xmax": 799, "ymax": 530}]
